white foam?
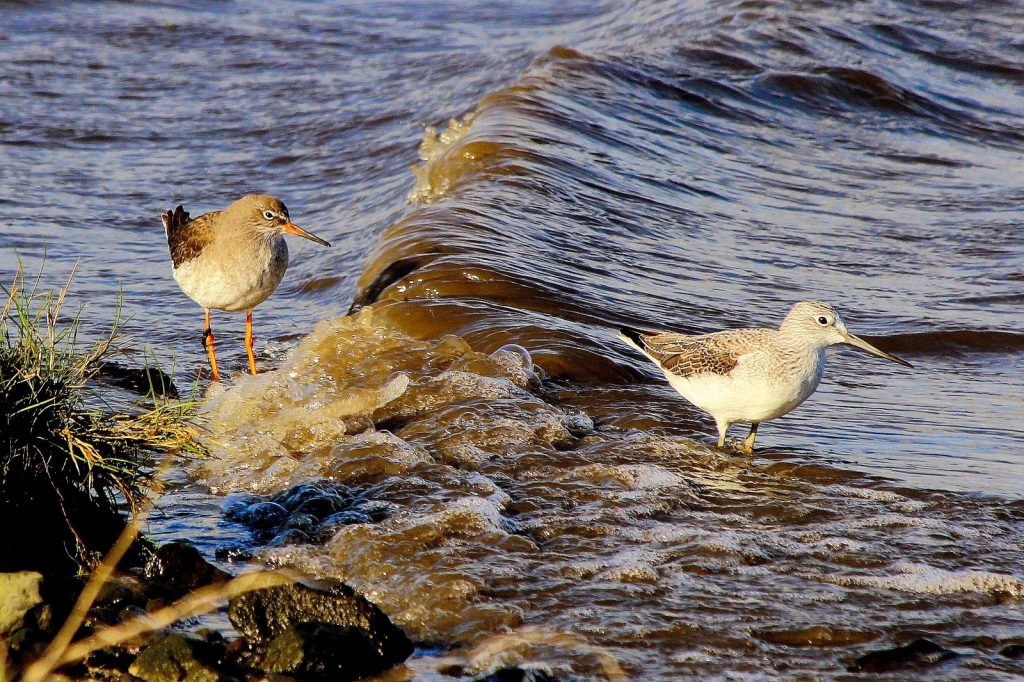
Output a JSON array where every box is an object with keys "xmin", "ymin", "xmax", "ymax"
[{"xmin": 830, "ymin": 562, "xmax": 1024, "ymax": 597}]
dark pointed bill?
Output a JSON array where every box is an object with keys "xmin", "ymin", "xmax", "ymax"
[
  {"xmin": 844, "ymin": 333, "xmax": 913, "ymax": 368},
  {"xmin": 283, "ymin": 222, "xmax": 331, "ymax": 247}
]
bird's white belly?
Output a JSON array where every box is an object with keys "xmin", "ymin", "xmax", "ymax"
[
  {"xmin": 665, "ymin": 361, "xmax": 821, "ymax": 424},
  {"xmin": 173, "ymin": 240, "xmax": 288, "ymax": 312}
]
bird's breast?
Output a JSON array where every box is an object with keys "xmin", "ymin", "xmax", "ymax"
[
  {"xmin": 172, "ymin": 236, "xmax": 289, "ymax": 312},
  {"xmin": 666, "ymin": 347, "xmax": 825, "ymax": 423}
]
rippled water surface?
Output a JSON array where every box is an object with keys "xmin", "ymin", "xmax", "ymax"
[{"xmin": 2, "ymin": 1, "xmax": 1023, "ymax": 679}]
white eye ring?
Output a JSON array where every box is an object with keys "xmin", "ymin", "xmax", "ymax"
[
  {"xmin": 817, "ymin": 316, "xmax": 829, "ymax": 325},
  {"xmin": 262, "ymin": 210, "xmax": 275, "ymax": 220}
]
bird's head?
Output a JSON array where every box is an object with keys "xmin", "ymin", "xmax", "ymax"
[
  {"xmin": 229, "ymin": 194, "xmax": 331, "ymax": 247},
  {"xmin": 780, "ymin": 300, "xmax": 912, "ymax": 367}
]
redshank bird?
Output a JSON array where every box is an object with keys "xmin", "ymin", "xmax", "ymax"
[
  {"xmin": 162, "ymin": 194, "xmax": 330, "ymax": 381},
  {"xmin": 619, "ymin": 301, "xmax": 912, "ymax": 452}
]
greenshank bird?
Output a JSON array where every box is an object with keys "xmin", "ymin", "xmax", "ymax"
[
  {"xmin": 163, "ymin": 195, "xmax": 330, "ymax": 381},
  {"xmin": 619, "ymin": 301, "xmax": 912, "ymax": 452}
]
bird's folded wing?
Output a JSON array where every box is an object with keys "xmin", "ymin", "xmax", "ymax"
[
  {"xmin": 163, "ymin": 208, "xmax": 217, "ymax": 268},
  {"xmin": 639, "ymin": 329, "xmax": 770, "ymax": 378}
]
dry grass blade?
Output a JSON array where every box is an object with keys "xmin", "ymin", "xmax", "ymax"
[
  {"xmin": 0, "ymin": 272, "xmax": 18, "ymax": 326},
  {"xmin": 51, "ymin": 259, "xmax": 79, "ymax": 326}
]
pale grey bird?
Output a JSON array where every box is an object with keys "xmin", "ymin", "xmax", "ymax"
[{"xmin": 620, "ymin": 301, "xmax": 912, "ymax": 452}]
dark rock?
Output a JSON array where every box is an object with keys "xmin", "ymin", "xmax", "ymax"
[
  {"xmin": 475, "ymin": 667, "xmax": 558, "ymax": 682},
  {"xmin": 96, "ymin": 361, "xmax": 179, "ymax": 398},
  {"xmin": 848, "ymin": 638, "xmax": 960, "ymax": 673},
  {"xmin": 227, "ymin": 578, "xmax": 413, "ymax": 665},
  {"xmin": 267, "ymin": 528, "xmax": 314, "ymax": 547},
  {"xmin": 233, "ymin": 501, "xmax": 289, "ymax": 531},
  {"xmin": 295, "ymin": 492, "xmax": 349, "ymax": 518},
  {"xmin": 89, "ymin": 575, "xmax": 145, "ymax": 627},
  {"xmin": 225, "ymin": 481, "xmax": 385, "ymax": 546},
  {"xmin": 1001, "ymin": 643, "xmax": 1024, "ymax": 659},
  {"xmin": 0, "ymin": 571, "xmax": 44, "ymax": 637},
  {"xmin": 96, "ymin": 574, "xmax": 142, "ymax": 607},
  {"xmin": 8, "ymin": 625, "xmax": 48, "ymax": 660},
  {"xmin": 214, "ymin": 542, "xmax": 253, "ymax": 563},
  {"xmin": 128, "ymin": 633, "xmax": 235, "ymax": 682},
  {"xmin": 143, "ymin": 542, "xmax": 231, "ymax": 600},
  {"xmin": 262, "ymin": 620, "xmax": 400, "ymax": 681},
  {"xmin": 283, "ymin": 512, "xmax": 319, "ymax": 534},
  {"xmin": 118, "ymin": 604, "xmax": 148, "ymax": 624}
]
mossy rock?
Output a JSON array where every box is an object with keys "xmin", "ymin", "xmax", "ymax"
[
  {"xmin": 263, "ymin": 620, "xmax": 398, "ymax": 681},
  {"xmin": 128, "ymin": 633, "xmax": 236, "ymax": 682},
  {"xmin": 227, "ymin": 577, "xmax": 413, "ymax": 667}
]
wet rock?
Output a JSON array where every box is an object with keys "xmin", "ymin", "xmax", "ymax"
[
  {"xmin": 1000, "ymin": 643, "xmax": 1024, "ymax": 659},
  {"xmin": 143, "ymin": 542, "xmax": 230, "ymax": 600},
  {"xmin": 96, "ymin": 361, "xmax": 179, "ymax": 398},
  {"xmin": 224, "ymin": 482, "xmax": 388, "ymax": 546},
  {"xmin": 227, "ymin": 578, "xmax": 413, "ymax": 666},
  {"xmin": 128, "ymin": 633, "xmax": 234, "ymax": 682},
  {"xmin": 88, "ymin": 574, "xmax": 146, "ymax": 627},
  {"xmin": 755, "ymin": 624, "xmax": 878, "ymax": 647},
  {"xmin": 848, "ymin": 638, "xmax": 960, "ymax": 673},
  {"xmin": 214, "ymin": 542, "xmax": 253, "ymax": 563},
  {"xmin": 96, "ymin": 574, "xmax": 143, "ymax": 606},
  {"xmin": 262, "ymin": 620, "xmax": 402, "ymax": 680},
  {"xmin": 474, "ymin": 667, "xmax": 558, "ymax": 682},
  {"xmin": 0, "ymin": 571, "xmax": 44, "ymax": 637}
]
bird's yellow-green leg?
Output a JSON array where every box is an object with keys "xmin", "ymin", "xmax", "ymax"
[
  {"xmin": 245, "ymin": 309, "xmax": 258, "ymax": 375},
  {"xmin": 203, "ymin": 309, "xmax": 220, "ymax": 382},
  {"xmin": 743, "ymin": 423, "xmax": 759, "ymax": 454}
]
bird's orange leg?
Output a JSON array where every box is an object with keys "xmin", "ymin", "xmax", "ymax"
[
  {"xmin": 203, "ymin": 309, "xmax": 220, "ymax": 382},
  {"xmin": 245, "ymin": 309, "xmax": 258, "ymax": 375}
]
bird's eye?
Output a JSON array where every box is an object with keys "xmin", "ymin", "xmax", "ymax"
[
  {"xmin": 817, "ymin": 316, "xmax": 829, "ymax": 325},
  {"xmin": 262, "ymin": 210, "xmax": 275, "ymax": 221}
]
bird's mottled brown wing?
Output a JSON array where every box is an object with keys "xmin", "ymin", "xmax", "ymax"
[
  {"xmin": 634, "ymin": 328, "xmax": 772, "ymax": 378},
  {"xmin": 162, "ymin": 206, "xmax": 217, "ymax": 268}
]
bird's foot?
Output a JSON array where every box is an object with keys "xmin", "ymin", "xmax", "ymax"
[{"xmin": 719, "ymin": 437, "xmax": 752, "ymax": 455}]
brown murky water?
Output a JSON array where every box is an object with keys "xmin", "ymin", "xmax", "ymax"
[{"xmin": 2, "ymin": 1, "xmax": 1023, "ymax": 679}]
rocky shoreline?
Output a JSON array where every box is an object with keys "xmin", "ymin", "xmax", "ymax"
[
  {"xmin": 6, "ymin": 536, "xmax": 1019, "ymax": 680},
  {"xmin": 1, "ymin": 541, "xmax": 556, "ymax": 681}
]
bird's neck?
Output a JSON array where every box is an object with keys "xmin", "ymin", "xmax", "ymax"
[
  {"xmin": 775, "ymin": 328, "xmax": 826, "ymax": 365},
  {"xmin": 229, "ymin": 222, "xmax": 281, "ymax": 250}
]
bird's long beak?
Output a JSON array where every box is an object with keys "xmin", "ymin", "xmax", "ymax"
[
  {"xmin": 844, "ymin": 333, "xmax": 913, "ymax": 368},
  {"xmin": 282, "ymin": 222, "xmax": 331, "ymax": 247}
]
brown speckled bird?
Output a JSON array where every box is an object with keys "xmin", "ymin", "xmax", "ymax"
[{"xmin": 162, "ymin": 194, "xmax": 330, "ymax": 381}]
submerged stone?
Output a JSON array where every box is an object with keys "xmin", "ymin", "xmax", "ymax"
[
  {"xmin": 1000, "ymin": 643, "xmax": 1024, "ymax": 659},
  {"xmin": 474, "ymin": 667, "xmax": 558, "ymax": 682},
  {"xmin": 142, "ymin": 542, "xmax": 230, "ymax": 601},
  {"xmin": 225, "ymin": 481, "xmax": 387, "ymax": 546},
  {"xmin": 848, "ymin": 638, "xmax": 960, "ymax": 673},
  {"xmin": 755, "ymin": 624, "xmax": 878, "ymax": 647}
]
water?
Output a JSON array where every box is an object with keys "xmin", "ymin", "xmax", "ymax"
[{"xmin": 2, "ymin": 1, "xmax": 1023, "ymax": 679}]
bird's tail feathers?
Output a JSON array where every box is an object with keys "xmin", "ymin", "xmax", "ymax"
[
  {"xmin": 618, "ymin": 326, "xmax": 650, "ymax": 353},
  {"xmin": 161, "ymin": 205, "xmax": 190, "ymax": 240}
]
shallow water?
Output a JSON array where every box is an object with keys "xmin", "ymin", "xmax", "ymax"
[{"xmin": 2, "ymin": 1, "xmax": 1023, "ymax": 679}]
